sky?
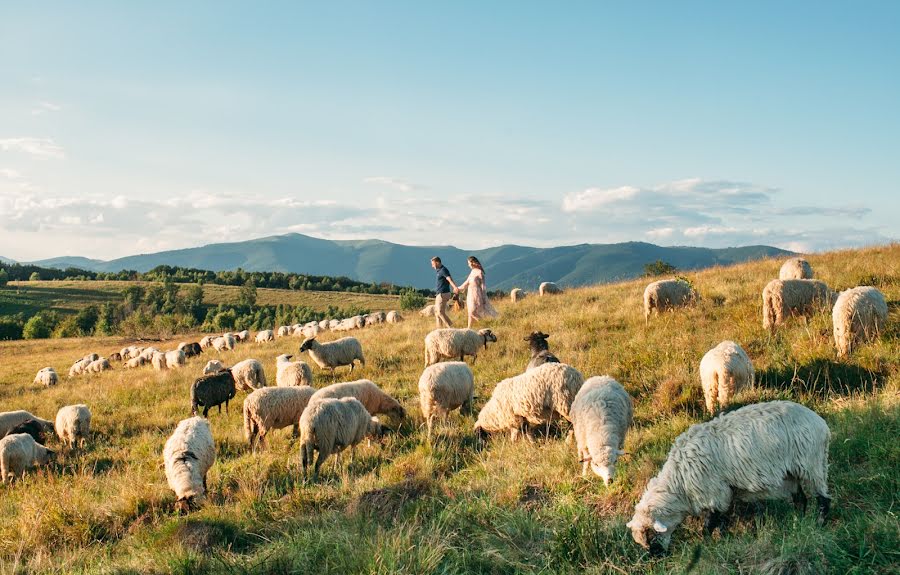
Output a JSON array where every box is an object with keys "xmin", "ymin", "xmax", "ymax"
[{"xmin": 1, "ymin": 1, "xmax": 898, "ymax": 261}]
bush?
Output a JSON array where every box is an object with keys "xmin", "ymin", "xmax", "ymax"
[
  {"xmin": 399, "ymin": 289, "xmax": 428, "ymax": 311},
  {"xmin": 643, "ymin": 259, "xmax": 677, "ymax": 277},
  {"xmin": 22, "ymin": 311, "xmax": 59, "ymax": 339},
  {"xmin": 29, "ymin": 271, "xmax": 41, "ymax": 281},
  {"xmin": 0, "ymin": 268, "xmax": 8, "ymax": 287},
  {"xmin": 0, "ymin": 317, "xmax": 23, "ymax": 340}
]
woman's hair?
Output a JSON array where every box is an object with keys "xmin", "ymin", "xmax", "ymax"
[{"xmin": 467, "ymin": 256, "xmax": 484, "ymax": 271}]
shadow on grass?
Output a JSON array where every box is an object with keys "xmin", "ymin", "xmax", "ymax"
[
  {"xmin": 162, "ymin": 517, "xmax": 259, "ymax": 554},
  {"xmin": 755, "ymin": 358, "xmax": 888, "ymax": 398}
]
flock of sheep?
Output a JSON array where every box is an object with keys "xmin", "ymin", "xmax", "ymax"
[{"xmin": 0, "ymin": 257, "xmax": 891, "ymax": 555}]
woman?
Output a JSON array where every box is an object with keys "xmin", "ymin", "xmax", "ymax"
[{"xmin": 456, "ymin": 256, "xmax": 498, "ymax": 329}]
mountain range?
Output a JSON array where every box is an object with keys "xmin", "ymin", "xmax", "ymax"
[{"xmin": 2, "ymin": 233, "xmax": 793, "ymax": 291}]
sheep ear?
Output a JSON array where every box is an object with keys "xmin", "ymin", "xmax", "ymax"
[{"xmin": 653, "ymin": 520, "xmax": 668, "ymax": 533}]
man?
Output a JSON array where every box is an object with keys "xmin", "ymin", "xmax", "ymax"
[{"xmin": 431, "ymin": 256, "xmax": 459, "ymax": 328}]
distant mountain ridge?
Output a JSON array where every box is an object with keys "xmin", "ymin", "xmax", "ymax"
[{"xmin": 13, "ymin": 234, "xmax": 793, "ymax": 291}]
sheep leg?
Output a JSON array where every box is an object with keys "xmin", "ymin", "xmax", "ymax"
[
  {"xmin": 291, "ymin": 423, "xmax": 299, "ymax": 439},
  {"xmin": 792, "ymin": 486, "xmax": 808, "ymax": 514},
  {"xmin": 203, "ymin": 406, "xmax": 210, "ymax": 418},
  {"xmin": 349, "ymin": 361, "xmax": 355, "ymax": 374},
  {"xmin": 313, "ymin": 450, "xmax": 328, "ymax": 482},
  {"xmin": 816, "ymin": 495, "xmax": 831, "ymax": 525},
  {"xmin": 704, "ymin": 509, "xmax": 727, "ymax": 535}
]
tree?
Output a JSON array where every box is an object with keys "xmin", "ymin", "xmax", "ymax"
[
  {"xmin": 238, "ymin": 279, "xmax": 257, "ymax": 309},
  {"xmin": 399, "ymin": 288, "xmax": 428, "ymax": 310},
  {"xmin": 644, "ymin": 260, "xmax": 677, "ymax": 277},
  {"xmin": 23, "ymin": 312, "xmax": 58, "ymax": 339},
  {"xmin": 0, "ymin": 268, "xmax": 8, "ymax": 287},
  {"xmin": 29, "ymin": 271, "xmax": 41, "ymax": 281}
]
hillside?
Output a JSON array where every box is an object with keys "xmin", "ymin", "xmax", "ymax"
[
  {"xmin": 17, "ymin": 233, "xmax": 793, "ymax": 290},
  {"xmin": 0, "ymin": 245, "xmax": 896, "ymax": 574}
]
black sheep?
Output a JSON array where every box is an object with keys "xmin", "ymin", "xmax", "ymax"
[
  {"xmin": 190, "ymin": 369, "xmax": 237, "ymax": 417},
  {"xmin": 182, "ymin": 342, "xmax": 202, "ymax": 358},
  {"xmin": 524, "ymin": 331, "xmax": 561, "ymax": 371},
  {"xmin": 8, "ymin": 419, "xmax": 49, "ymax": 445}
]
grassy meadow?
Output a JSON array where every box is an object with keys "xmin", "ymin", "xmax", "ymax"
[{"xmin": 0, "ymin": 245, "xmax": 897, "ymax": 574}]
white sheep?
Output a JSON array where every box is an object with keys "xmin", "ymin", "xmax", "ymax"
[
  {"xmin": 318, "ymin": 320, "xmax": 330, "ymax": 330},
  {"xmin": 120, "ymin": 345, "xmax": 141, "ymax": 360},
  {"xmin": 0, "ymin": 433, "xmax": 55, "ymax": 483},
  {"xmin": 299, "ymin": 397, "xmax": 383, "ymax": 481},
  {"xmin": 0, "ymin": 410, "xmax": 54, "ymax": 438},
  {"xmin": 643, "ymin": 278, "xmax": 696, "ymax": 322},
  {"xmin": 779, "ymin": 257, "xmax": 814, "ymax": 280},
  {"xmin": 832, "ymin": 286, "xmax": 888, "ymax": 357},
  {"xmin": 570, "ymin": 376, "xmax": 633, "ymax": 484},
  {"xmin": 235, "ymin": 329, "xmax": 250, "ymax": 343},
  {"xmin": 365, "ymin": 312, "xmax": 386, "ymax": 327},
  {"xmin": 510, "ymin": 288, "xmax": 526, "ymax": 302},
  {"xmin": 255, "ymin": 329, "xmax": 275, "ymax": 343},
  {"xmin": 231, "ymin": 358, "xmax": 267, "ymax": 391},
  {"xmin": 243, "ymin": 385, "xmax": 316, "ymax": 451},
  {"xmin": 163, "ymin": 416, "xmax": 216, "ymax": 513},
  {"xmin": 85, "ymin": 358, "xmax": 111, "ymax": 373},
  {"xmin": 299, "ymin": 336, "xmax": 366, "ymax": 373},
  {"xmin": 762, "ymin": 279, "xmax": 836, "ymax": 332},
  {"xmin": 699, "ymin": 341, "xmax": 754, "ymax": 414},
  {"xmin": 165, "ymin": 349, "xmax": 186, "ymax": 369},
  {"xmin": 33, "ymin": 367, "xmax": 58, "ymax": 387},
  {"xmin": 418, "ymin": 362, "xmax": 474, "ymax": 438},
  {"xmin": 203, "ymin": 360, "xmax": 225, "ymax": 375},
  {"xmin": 123, "ymin": 356, "xmax": 147, "ymax": 369},
  {"xmin": 539, "ymin": 282, "xmax": 562, "ymax": 296},
  {"xmin": 310, "ymin": 379, "xmax": 405, "ymax": 419},
  {"xmin": 277, "ymin": 326, "xmax": 291, "ymax": 337},
  {"xmin": 386, "ymin": 311, "xmax": 404, "ymax": 323},
  {"xmin": 212, "ymin": 334, "xmax": 235, "ymax": 352},
  {"xmin": 68, "ymin": 353, "xmax": 99, "ymax": 376},
  {"xmin": 327, "ymin": 319, "xmax": 340, "ymax": 330},
  {"xmin": 138, "ymin": 347, "xmax": 159, "ymax": 361},
  {"xmin": 151, "ymin": 351, "xmax": 168, "ymax": 371},
  {"xmin": 275, "ymin": 354, "xmax": 314, "ymax": 387},
  {"xmin": 199, "ymin": 335, "xmax": 215, "ymax": 350},
  {"xmin": 627, "ymin": 401, "xmax": 831, "ymax": 552},
  {"xmin": 474, "ymin": 362, "xmax": 585, "ymax": 441},
  {"xmin": 419, "ymin": 304, "xmax": 437, "ymax": 317},
  {"xmin": 423, "ymin": 328, "xmax": 497, "ymax": 367},
  {"xmin": 55, "ymin": 404, "xmax": 91, "ymax": 448}
]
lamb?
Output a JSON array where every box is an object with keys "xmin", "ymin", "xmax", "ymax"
[
  {"xmin": 386, "ymin": 311, "xmax": 403, "ymax": 323},
  {"xmin": 318, "ymin": 320, "xmax": 330, "ymax": 330},
  {"xmin": 255, "ymin": 329, "xmax": 275, "ymax": 343},
  {"xmin": 474, "ymin": 363, "xmax": 585, "ymax": 441},
  {"xmin": 203, "ymin": 360, "xmax": 225, "ymax": 375},
  {"xmin": 627, "ymin": 401, "xmax": 831, "ymax": 553},
  {"xmin": 124, "ymin": 356, "xmax": 147, "ymax": 369},
  {"xmin": 108, "ymin": 351, "xmax": 123, "ymax": 362},
  {"xmin": 85, "ymin": 357, "xmax": 112, "ymax": 373},
  {"xmin": 779, "ymin": 257, "xmax": 814, "ymax": 280},
  {"xmin": 231, "ymin": 359, "xmax": 267, "ymax": 391},
  {"xmin": 163, "ymin": 416, "xmax": 215, "ymax": 513},
  {"xmin": 570, "ymin": 376, "xmax": 633, "ymax": 484},
  {"xmin": 243, "ymin": 385, "xmax": 317, "ymax": 451},
  {"xmin": 423, "ymin": 328, "xmax": 497, "ymax": 367},
  {"xmin": 276, "ymin": 354, "xmax": 314, "ymax": 387},
  {"xmin": 0, "ymin": 433, "xmax": 55, "ymax": 483},
  {"xmin": 299, "ymin": 397, "xmax": 383, "ymax": 481},
  {"xmin": 299, "ymin": 336, "xmax": 366, "ymax": 373},
  {"xmin": 539, "ymin": 282, "xmax": 562, "ymax": 296},
  {"xmin": 166, "ymin": 349, "xmax": 186, "ymax": 369},
  {"xmin": 832, "ymin": 286, "xmax": 888, "ymax": 357},
  {"xmin": 418, "ymin": 362, "xmax": 474, "ymax": 438},
  {"xmin": 762, "ymin": 279, "xmax": 837, "ymax": 332},
  {"xmin": 419, "ymin": 304, "xmax": 437, "ymax": 317},
  {"xmin": 699, "ymin": 341, "xmax": 754, "ymax": 414},
  {"xmin": 327, "ymin": 319, "xmax": 340, "ymax": 330},
  {"xmin": 300, "ymin": 325, "xmax": 320, "ymax": 338},
  {"xmin": 524, "ymin": 331, "xmax": 560, "ymax": 371},
  {"xmin": 277, "ymin": 326, "xmax": 291, "ymax": 337},
  {"xmin": 199, "ymin": 335, "xmax": 215, "ymax": 350},
  {"xmin": 151, "ymin": 351, "xmax": 168, "ymax": 371},
  {"xmin": 643, "ymin": 279, "xmax": 696, "ymax": 322},
  {"xmin": 190, "ymin": 369, "xmax": 237, "ymax": 417},
  {"xmin": 33, "ymin": 367, "xmax": 58, "ymax": 387},
  {"xmin": 510, "ymin": 288, "xmax": 526, "ymax": 303},
  {"xmin": 212, "ymin": 334, "xmax": 235, "ymax": 352},
  {"xmin": 0, "ymin": 410, "xmax": 54, "ymax": 438},
  {"xmin": 55, "ymin": 404, "xmax": 91, "ymax": 448},
  {"xmin": 235, "ymin": 330, "xmax": 250, "ymax": 343},
  {"xmin": 310, "ymin": 380, "xmax": 405, "ymax": 420}
]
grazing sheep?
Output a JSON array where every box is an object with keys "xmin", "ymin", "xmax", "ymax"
[
  {"xmin": 570, "ymin": 376, "xmax": 633, "ymax": 484},
  {"xmin": 85, "ymin": 358, "xmax": 112, "ymax": 373},
  {"xmin": 365, "ymin": 312, "xmax": 386, "ymax": 327},
  {"xmin": 212, "ymin": 334, "xmax": 235, "ymax": 352},
  {"xmin": 69, "ymin": 353, "xmax": 99, "ymax": 376},
  {"xmin": 510, "ymin": 288, "xmax": 526, "ymax": 302},
  {"xmin": 299, "ymin": 336, "xmax": 366, "ymax": 373},
  {"xmin": 0, "ymin": 434, "xmax": 55, "ymax": 483},
  {"xmin": 33, "ymin": 367, "xmax": 58, "ymax": 387},
  {"xmin": 539, "ymin": 282, "xmax": 562, "ymax": 296},
  {"xmin": 255, "ymin": 329, "xmax": 275, "ymax": 343},
  {"xmin": 178, "ymin": 342, "xmax": 202, "ymax": 358},
  {"xmin": 423, "ymin": 328, "xmax": 497, "ymax": 367},
  {"xmin": 163, "ymin": 416, "xmax": 215, "ymax": 513},
  {"xmin": 190, "ymin": 369, "xmax": 237, "ymax": 417},
  {"xmin": 120, "ymin": 346, "xmax": 141, "ymax": 360},
  {"xmin": 243, "ymin": 385, "xmax": 316, "ymax": 451},
  {"xmin": 203, "ymin": 360, "xmax": 225, "ymax": 375},
  {"xmin": 277, "ymin": 326, "xmax": 291, "ymax": 337},
  {"xmin": 327, "ymin": 319, "xmax": 340, "ymax": 330},
  {"xmin": 166, "ymin": 349, "xmax": 186, "ymax": 369},
  {"xmin": 231, "ymin": 359, "xmax": 267, "ymax": 391},
  {"xmin": 138, "ymin": 347, "xmax": 159, "ymax": 361},
  {"xmin": 832, "ymin": 286, "xmax": 888, "ymax": 357},
  {"xmin": 311, "ymin": 380, "xmax": 405, "ymax": 420},
  {"xmin": 779, "ymin": 257, "xmax": 814, "ymax": 280},
  {"xmin": 318, "ymin": 320, "xmax": 329, "ymax": 330},
  {"xmin": 299, "ymin": 397, "xmax": 383, "ymax": 481},
  {"xmin": 55, "ymin": 404, "xmax": 91, "ymax": 448},
  {"xmin": 643, "ymin": 279, "xmax": 696, "ymax": 322},
  {"xmin": 0, "ymin": 411, "xmax": 54, "ymax": 438},
  {"xmin": 474, "ymin": 363, "xmax": 585, "ymax": 441},
  {"xmin": 108, "ymin": 352, "xmax": 123, "ymax": 362},
  {"xmin": 151, "ymin": 351, "xmax": 168, "ymax": 371},
  {"xmin": 762, "ymin": 279, "xmax": 837, "ymax": 332},
  {"xmin": 419, "ymin": 304, "xmax": 437, "ymax": 317},
  {"xmin": 7, "ymin": 420, "xmax": 49, "ymax": 445},
  {"xmin": 235, "ymin": 330, "xmax": 250, "ymax": 343},
  {"xmin": 418, "ymin": 362, "xmax": 474, "ymax": 438},
  {"xmin": 524, "ymin": 331, "xmax": 560, "ymax": 371},
  {"xmin": 627, "ymin": 401, "xmax": 831, "ymax": 553},
  {"xmin": 386, "ymin": 311, "xmax": 403, "ymax": 323},
  {"xmin": 300, "ymin": 325, "xmax": 321, "ymax": 338},
  {"xmin": 199, "ymin": 336, "xmax": 215, "ymax": 350},
  {"xmin": 699, "ymin": 341, "xmax": 754, "ymax": 414},
  {"xmin": 276, "ymin": 354, "xmax": 314, "ymax": 387},
  {"xmin": 124, "ymin": 356, "xmax": 147, "ymax": 369}
]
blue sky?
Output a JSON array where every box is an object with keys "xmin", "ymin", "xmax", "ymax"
[{"xmin": 1, "ymin": 1, "xmax": 897, "ymax": 260}]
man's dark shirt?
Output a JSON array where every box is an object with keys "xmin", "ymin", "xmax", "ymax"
[{"xmin": 435, "ymin": 265, "xmax": 452, "ymax": 294}]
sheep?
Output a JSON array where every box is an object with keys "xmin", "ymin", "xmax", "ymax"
[
  {"xmin": 699, "ymin": 341, "xmax": 754, "ymax": 414},
  {"xmin": 85, "ymin": 357, "xmax": 112, "ymax": 373},
  {"xmin": 299, "ymin": 397, "xmax": 383, "ymax": 481},
  {"xmin": 151, "ymin": 351, "xmax": 168, "ymax": 371},
  {"xmin": 418, "ymin": 362, "xmax": 474, "ymax": 438},
  {"xmin": 0, "ymin": 433, "xmax": 54, "ymax": 483},
  {"xmin": 510, "ymin": 288, "xmax": 526, "ymax": 303},
  {"xmin": 120, "ymin": 346, "xmax": 141, "ymax": 360},
  {"xmin": 327, "ymin": 319, "xmax": 340, "ymax": 330},
  {"xmin": 365, "ymin": 312, "xmax": 386, "ymax": 326},
  {"xmin": 277, "ymin": 326, "xmax": 291, "ymax": 337},
  {"xmin": 243, "ymin": 385, "xmax": 316, "ymax": 451},
  {"xmin": 762, "ymin": 279, "xmax": 837, "ymax": 332},
  {"xmin": 69, "ymin": 353, "xmax": 99, "ymax": 376},
  {"xmin": 166, "ymin": 349, "xmax": 186, "ymax": 369},
  {"xmin": 178, "ymin": 342, "xmax": 202, "ymax": 358},
  {"xmin": 138, "ymin": 347, "xmax": 159, "ymax": 361},
  {"xmin": 423, "ymin": 328, "xmax": 497, "ymax": 367},
  {"xmin": 832, "ymin": 286, "xmax": 888, "ymax": 357},
  {"xmin": 108, "ymin": 352, "xmax": 123, "ymax": 362},
  {"xmin": 300, "ymin": 325, "xmax": 320, "ymax": 338},
  {"xmin": 310, "ymin": 380, "xmax": 405, "ymax": 420},
  {"xmin": 7, "ymin": 420, "xmax": 49, "ymax": 445},
  {"xmin": 474, "ymin": 363, "xmax": 585, "ymax": 441},
  {"xmin": 318, "ymin": 320, "xmax": 330, "ymax": 330},
  {"xmin": 627, "ymin": 401, "xmax": 831, "ymax": 553},
  {"xmin": 199, "ymin": 335, "xmax": 215, "ymax": 350},
  {"xmin": 779, "ymin": 257, "xmax": 814, "ymax": 280},
  {"xmin": 276, "ymin": 354, "xmax": 314, "ymax": 387},
  {"xmin": 190, "ymin": 369, "xmax": 237, "ymax": 417},
  {"xmin": 419, "ymin": 304, "xmax": 437, "ymax": 317},
  {"xmin": 539, "ymin": 282, "xmax": 562, "ymax": 296},
  {"xmin": 524, "ymin": 331, "xmax": 560, "ymax": 371},
  {"xmin": 212, "ymin": 334, "xmax": 235, "ymax": 352},
  {"xmin": 299, "ymin": 336, "xmax": 366, "ymax": 373},
  {"xmin": 163, "ymin": 416, "xmax": 215, "ymax": 513},
  {"xmin": 570, "ymin": 376, "xmax": 633, "ymax": 484},
  {"xmin": 203, "ymin": 360, "xmax": 225, "ymax": 375},
  {"xmin": 33, "ymin": 367, "xmax": 58, "ymax": 387},
  {"xmin": 643, "ymin": 278, "xmax": 696, "ymax": 322},
  {"xmin": 235, "ymin": 329, "xmax": 250, "ymax": 343},
  {"xmin": 231, "ymin": 359, "xmax": 266, "ymax": 391},
  {"xmin": 124, "ymin": 356, "xmax": 147, "ymax": 369},
  {"xmin": 55, "ymin": 404, "xmax": 91, "ymax": 449},
  {"xmin": 0, "ymin": 411, "xmax": 54, "ymax": 438},
  {"xmin": 255, "ymin": 329, "xmax": 275, "ymax": 343},
  {"xmin": 386, "ymin": 311, "xmax": 403, "ymax": 323}
]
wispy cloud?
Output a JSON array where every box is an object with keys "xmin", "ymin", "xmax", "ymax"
[
  {"xmin": 363, "ymin": 176, "xmax": 424, "ymax": 193},
  {"xmin": 0, "ymin": 138, "xmax": 65, "ymax": 158},
  {"xmin": 30, "ymin": 101, "xmax": 62, "ymax": 116},
  {"xmin": 0, "ymin": 168, "xmax": 22, "ymax": 180}
]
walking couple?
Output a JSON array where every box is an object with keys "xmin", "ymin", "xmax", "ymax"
[{"xmin": 431, "ymin": 256, "xmax": 498, "ymax": 329}]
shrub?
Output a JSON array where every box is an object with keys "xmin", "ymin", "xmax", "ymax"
[
  {"xmin": 399, "ymin": 288, "xmax": 428, "ymax": 310},
  {"xmin": 22, "ymin": 311, "xmax": 59, "ymax": 339},
  {"xmin": 643, "ymin": 259, "xmax": 677, "ymax": 277}
]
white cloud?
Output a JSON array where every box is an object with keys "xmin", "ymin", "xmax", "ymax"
[
  {"xmin": 0, "ymin": 168, "xmax": 21, "ymax": 179},
  {"xmin": 561, "ymin": 186, "xmax": 640, "ymax": 212},
  {"xmin": 363, "ymin": 176, "xmax": 424, "ymax": 193},
  {"xmin": 30, "ymin": 101, "xmax": 62, "ymax": 115},
  {"xmin": 0, "ymin": 137, "xmax": 65, "ymax": 158}
]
